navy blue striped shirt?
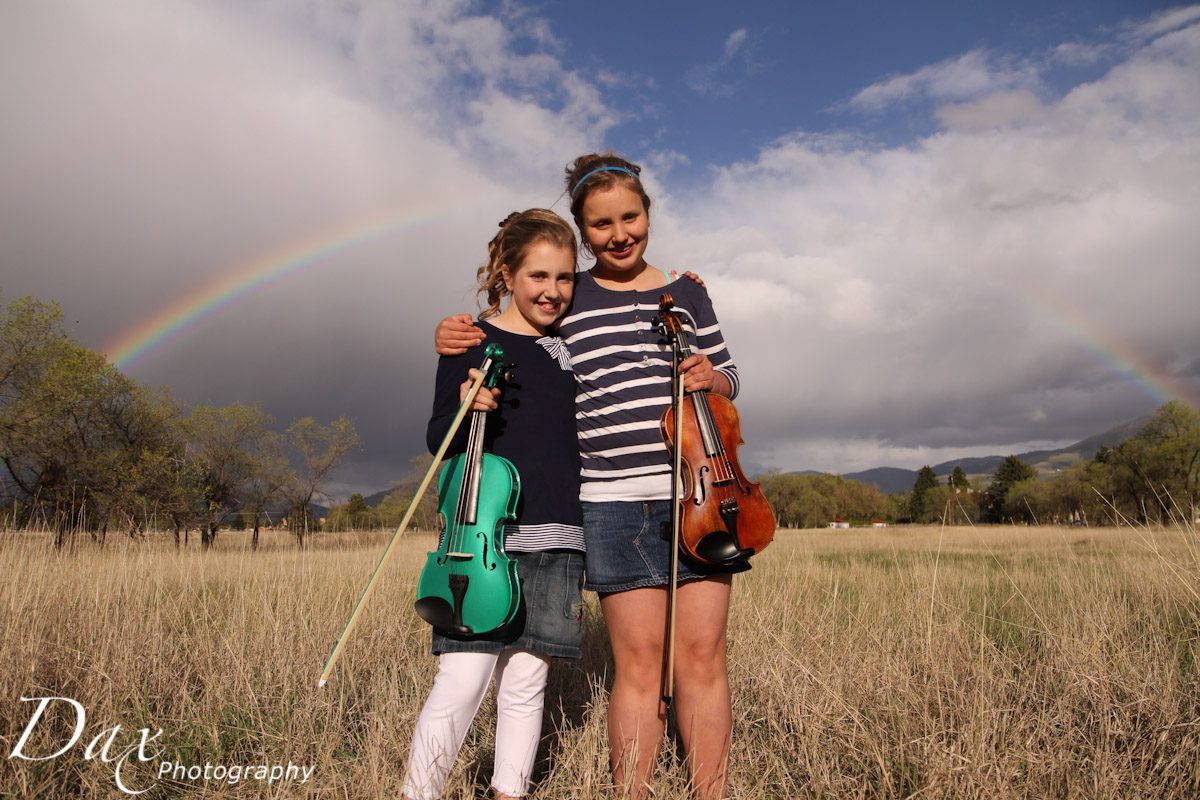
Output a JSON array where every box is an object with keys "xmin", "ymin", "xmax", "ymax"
[{"xmin": 555, "ymin": 272, "xmax": 739, "ymax": 502}]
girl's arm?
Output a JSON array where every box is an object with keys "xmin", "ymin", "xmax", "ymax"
[
  {"xmin": 435, "ymin": 314, "xmax": 485, "ymax": 355},
  {"xmin": 433, "ymin": 274, "xmax": 705, "ymax": 355}
]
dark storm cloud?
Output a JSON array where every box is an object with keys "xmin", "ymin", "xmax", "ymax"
[{"xmin": 3, "ymin": 1, "xmax": 1198, "ymax": 495}]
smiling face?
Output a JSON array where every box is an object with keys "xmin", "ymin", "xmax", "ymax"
[
  {"xmin": 580, "ymin": 185, "xmax": 650, "ymax": 281},
  {"xmin": 495, "ymin": 241, "xmax": 576, "ymax": 335}
]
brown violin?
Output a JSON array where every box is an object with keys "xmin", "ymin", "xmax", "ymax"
[{"xmin": 654, "ymin": 293, "xmax": 775, "ymax": 564}]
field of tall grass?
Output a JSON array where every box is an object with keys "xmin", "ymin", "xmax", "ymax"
[{"xmin": 2, "ymin": 522, "xmax": 1198, "ymax": 798}]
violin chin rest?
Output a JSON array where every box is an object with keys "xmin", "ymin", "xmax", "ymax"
[
  {"xmin": 414, "ymin": 597, "xmax": 474, "ymax": 636},
  {"xmin": 694, "ymin": 531, "xmax": 754, "ymax": 565}
]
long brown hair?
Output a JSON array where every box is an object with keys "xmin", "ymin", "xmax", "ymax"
[{"xmin": 476, "ymin": 209, "xmax": 577, "ymax": 320}]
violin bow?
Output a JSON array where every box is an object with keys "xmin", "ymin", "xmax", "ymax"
[
  {"xmin": 661, "ymin": 300, "xmax": 685, "ymax": 708},
  {"xmin": 318, "ymin": 349, "xmax": 499, "ymax": 688}
]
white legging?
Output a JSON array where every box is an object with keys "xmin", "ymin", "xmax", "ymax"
[{"xmin": 402, "ymin": 649, "xmax": 552, "ymax": 799}]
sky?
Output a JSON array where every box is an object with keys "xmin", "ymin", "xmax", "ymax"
[{"xmin": 2, "ymin": 0, "xmax": 1198, "ymax": 499}]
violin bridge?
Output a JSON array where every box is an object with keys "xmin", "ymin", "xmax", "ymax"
[{"xmin": 446, "ymin": 552, "xmax": 476, "ymax": 559}]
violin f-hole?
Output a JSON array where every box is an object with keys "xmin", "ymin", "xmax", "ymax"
[
  {"xmin": 478, "ymin": 530, "xmax": 497, "ymax": 571},
  {"xmin": 656, "ymin": 293, "xmax": 775, "ymax": 566},
  {"xmin": 415, "ymin": 343, "xmax": 522, "ymax": 638},
  {"xmin": 693, "ymin": 465, "xmax": 710, "ymax": 504}
]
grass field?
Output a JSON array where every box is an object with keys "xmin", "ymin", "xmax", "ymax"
[{"xmin": 2, "ymin": 523, "xmax": 1198, "ymax": 798}]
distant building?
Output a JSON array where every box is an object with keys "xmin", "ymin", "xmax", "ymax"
[
  {"xmin": 872, "ymin": 519, "xmax": 887, "ymax": 527},
  {"xmin": 828, "ymin": 517, "xmax": 850, "ymax": 529}
]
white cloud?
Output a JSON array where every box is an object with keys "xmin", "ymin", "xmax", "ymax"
[
  {"xmin": 1049, "ymin": 41, "xmax": 1111, "ymax": 66},
  {"xmin": 725, "ymin": 28, "xmax": 749, "ymax": 59},
  {"xmin": 1, "ymin": 0, "xmax": 1197, "ymax": 490},
  {"xmin": 935, "ymin": 89, "xmax": 1047, "ymax": 130},
  {"xmin": 847, "ymin": 49, "xmax": 1042, "ymax": 112},
  {"xmin": 657, "ymin": 19, "xmax": 1200, "ymax": 471},
  {"xmin": 1124, "ymin": 3, "xmax": 1200, "ymax": 41},
  {"xmin": 684, "ymin": 27, "xmax": 755, "ymax": 97}
]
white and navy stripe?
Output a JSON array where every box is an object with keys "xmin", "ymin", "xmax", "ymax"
[
  {"xmin": 556, "ymin": 272, "xmax": 739, "ymax": 503},
  {"xmin": 503, "ymin": 522, "xmax": 585, "ymax": 552}
]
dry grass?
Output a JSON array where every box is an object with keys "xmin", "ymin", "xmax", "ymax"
[{"xmin": 1, "ymin": 523, "xmax": 1198, "ymax": 798}]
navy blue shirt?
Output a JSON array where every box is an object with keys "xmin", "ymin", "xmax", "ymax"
[{"xmin": 427, "ymin": 320, "xmax": 584, "ymax": 551}]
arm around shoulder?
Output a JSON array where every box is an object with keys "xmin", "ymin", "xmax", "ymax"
[{"xmin": 434, "ymin": 314, "xmax": 485, "ymax": 356}]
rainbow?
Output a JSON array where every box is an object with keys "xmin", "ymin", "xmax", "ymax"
[
  {"xmin": 106, "ymin": 213, "xmax": 1200, "ymax": 415},
  {"xmin": 995, "ymin": 280, "xmax": 1200, "ymax": 411},
  {"xmin": 105, "ymin": 207, "xmax": 461, "ymax": 369}
]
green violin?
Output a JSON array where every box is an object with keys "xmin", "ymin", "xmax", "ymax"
[{"xmin": 415, "ymin": 344, "xmax": 521, "ymax": 636}]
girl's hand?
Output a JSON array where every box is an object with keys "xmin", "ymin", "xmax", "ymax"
[
  {"xmin": 461, "ymin": 369, "xmax": 500, "ymax": 411},
  {"xmin": 679, "ymin": 354, "xmax": 717, "ymax": 394},
  {"xmin": 436, "ymin": 314, "xmax": 485, "ymax": 355},
  {"xmin": 668, "ymin": 270, "xmax": 706, "ymax": 288}
]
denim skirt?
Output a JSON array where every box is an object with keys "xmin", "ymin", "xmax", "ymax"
[
  {"xmin": 583, "ymin": 500, "xmax": 750, "ymax": 594},
  {"xmin": 431, "ymin": 549, "xmax": 585, "ymax": 659}
]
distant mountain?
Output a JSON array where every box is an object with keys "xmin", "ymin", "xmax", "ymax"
[
  {"xmin": 839, "ymin": 416, "xmax": 1149, "ymax": 495},
  {"xmin": 840, "ymin": 467, "xmax": 921, "ymax": 495},
  {"xmin": 356, "ymin": 417, "xmax": 1152, "ymax": 501},
  {"xmin": 989, "ymin": 416, "xmax": 1149, "ymax": 476},
  {"xmin": 363, "ymin": 488, "xmax": 393, "ymax": 506}
]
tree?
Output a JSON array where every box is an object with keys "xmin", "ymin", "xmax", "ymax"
[
  {"xmin": 0, "ymin": 295, "xmax": 77, "ymax": 524},
  {"xmin": 950, "ymin": 466, "xmax": 970, "ymax": 491},
  {"xmin": 983, "ymin": 455, "xmax": 1037, "ymax": 523},
  {"xmin": 280, "ymin": 416, "xmax": 361, "ymax": 548},
  {"xmin": 241, "ymin": 429, "xmax": 288, "ymax": 550},
  {"xmin": 909, "ymin": 466, "xmax": 939, "ymax": 523},
  {"xmin": 326, "ymin": 492, "xmax": 380, "ymax": 531},
  {"xmin": 756, "ymin": 471, "xmax": 885, "ymax": 528},
  {"xmin": 1002, "ymin": 477, "xmax": 1052, "ymax": 524},
  {"xmin": 795, "ymin": 484, "xmax": 837, "ymax": 528},
  {"xmin": 1064, "ymin": 457, "xmax": 1114, "ymax": 525},
  {"xmin": 1100, "ymin": 401, "xmax": 1200, "ymax": 524},
  {"xmin": 0, "ymin": 292, "xmax": 386, "ymax": 548},
  {"xmin": 182, "ymin": 402, "xmax": 275, "ymax": 549},
  {"xmin": 92, "ymin": 387, "xmax": 190, "ymax": 539},
  {"xmin": 918, "ymin": 483, "xmax": 978, "ymax": 525},
  {"xmin": 1128, "ymin": 400, "xmax": 1199, "ymax": 522},
  {"xmin": 377, "ymin": 453, "xmax": 441, "ymax": 532},
  {"xmin": 0, "ymin": 295, "xmax": 183, "ymax": 546},
  {"xmin": 757, "ymin": 471, "xmax": 802, "ymax": 528}
]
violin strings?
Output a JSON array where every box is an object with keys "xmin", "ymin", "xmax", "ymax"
[
  {"xmin": 692, "ymin": 393, "xmax": 736, "ymax": 492},
  {"xmin": 670, "ymin": 312, "xmax": 740, "ymax": 501},
  {"xmin": 451, "ymin": 405, "xmax": 484, "ymax": 555},
  {"xmin": 664, "ymin": 300, "xmax": 766, "ymax": 558}
]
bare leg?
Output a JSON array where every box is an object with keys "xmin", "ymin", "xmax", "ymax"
[
  {"xmin": 599, "ymin": 575, "xmax": 733, "ymax": 799},
  {"xmin": 671, "ymin": 575, "xmax": 733, "ymax": 800},
  {"xmin": 599, "ymin": 587, "xmax": 669, "ymax": 798}
]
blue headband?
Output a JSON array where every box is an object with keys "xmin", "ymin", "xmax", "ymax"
[{"xmin": 570, "ymin": 166, "xmax": 639, "ymax": 197}]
